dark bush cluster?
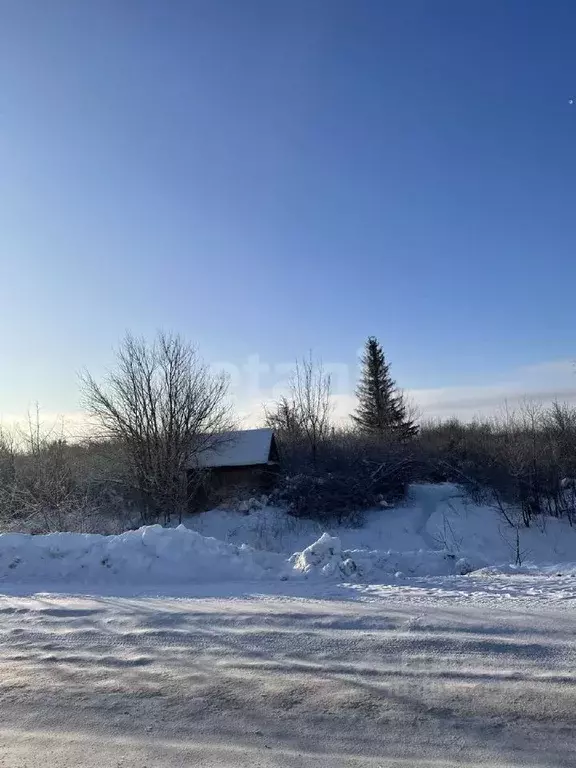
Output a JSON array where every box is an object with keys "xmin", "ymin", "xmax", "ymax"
[{"xmin": 269, "ymin": 432, "xmax": 416, "ymax": 525}]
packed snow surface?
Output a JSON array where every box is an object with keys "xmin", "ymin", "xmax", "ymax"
[{"xmin": 0, "ymin": 590, "xmax": 575, "ymax": 766}]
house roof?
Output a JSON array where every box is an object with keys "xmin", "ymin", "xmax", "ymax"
[{"xmin": 193, "ymin": 428, "xmax": 277, "ymax": 469}]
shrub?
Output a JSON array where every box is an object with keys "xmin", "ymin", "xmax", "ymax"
[
  {"xmin": 270, "ymin": 431, "xmax": 416, "ymax": 524},
  {"xmin": 416, "ymin": 403, "xmax": 576, "ymax": 527}
]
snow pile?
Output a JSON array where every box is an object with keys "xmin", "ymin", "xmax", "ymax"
[
  {"xmin": 0, "ymin": 525, "xmax": 285, "ymax": 585},
  {"xmin": 288, "ymin": 533, "xmax": 472, "ymax": 580},
  {"xmin": 290, "ymin": 533, "xmax": 356, "ymax": 578}
]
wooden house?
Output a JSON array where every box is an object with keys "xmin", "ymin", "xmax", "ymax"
[{"xmin": 189, "ymin": 428, "xmax": 280, "ymax": 505}]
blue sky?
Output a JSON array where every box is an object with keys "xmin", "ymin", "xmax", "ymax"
[{"xmin": 1, "ymin": 0, "xmax": 576, "ymax": 424}]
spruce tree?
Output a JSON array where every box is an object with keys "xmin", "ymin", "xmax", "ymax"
[{"xmin": 352, "ymin": 336, "xmax": 418, "ymax": 438}]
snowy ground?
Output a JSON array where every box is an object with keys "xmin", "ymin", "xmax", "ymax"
[
  {"xmin": 0, "ymin": 587, "xmax": 575, "ymax": 767},
  {"xmin": 0, "ymin": 485, "xmax": 575, "ymax": 764},
  {"xmin": 186, "ymin": 483, "xmax": 576, "ymax": 572},
  {"xmin": 3, "ymin": 484, "xmax": 576, "ymax": 590}
]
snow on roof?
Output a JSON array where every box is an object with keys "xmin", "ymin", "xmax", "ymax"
[{"xmin": 194, "ymin": 428, "xmax": 276, "ymax": 469}]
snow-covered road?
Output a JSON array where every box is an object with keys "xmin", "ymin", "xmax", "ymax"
[{"xmin": 0, "ymin": 583, "xmax": 575, "ymax": 767}]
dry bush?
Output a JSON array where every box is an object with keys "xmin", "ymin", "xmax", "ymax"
[
  {"xmin": 417, "ymin": 402, "xmax": 576, "ymax": 527},
  {"xmin": 0, "ymin": 410, "xmax": 139, "ymax": 534}
]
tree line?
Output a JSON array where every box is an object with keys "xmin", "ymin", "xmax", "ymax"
[{"xmin": 0, "ymin": 330, "xmax": 575, "ymax": 532}]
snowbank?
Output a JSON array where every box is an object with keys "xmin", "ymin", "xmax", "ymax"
[
  {"xmin": 0, "ymin": 525, "xmax": 285, "ymax": 585},
  {"xmin": 0, "ymin": 525, "xmax": 474, "ymax": 586},
  {"xmin": 2, "ymin": 484, "xmax": 576, "ymax": 586}
]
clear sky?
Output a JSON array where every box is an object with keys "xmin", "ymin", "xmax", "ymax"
[{"xmin": 1, "ymin": 0, "xmax": 576, "ymax": 425}]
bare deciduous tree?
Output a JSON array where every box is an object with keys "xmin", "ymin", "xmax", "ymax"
[
  {"xmin": 291, "ymin": 355, "xmax": 332, "ymax": 466},
  {"xmin": 264, "ymin": 355, "xmax": 332, "ymax": 467},
  {"xmin": 81, "ymin": 332, "xmax": 232, "ymax": 524}
]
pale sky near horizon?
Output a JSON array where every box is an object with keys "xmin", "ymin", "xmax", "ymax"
[{"xmin": 1, "ymin": 0, "xmax": 576, "ymax": 428}]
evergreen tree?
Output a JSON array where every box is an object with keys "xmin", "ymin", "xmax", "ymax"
[{"xmin": 352, "ymin": 336, "xmax": 418, "ymax": 438}]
